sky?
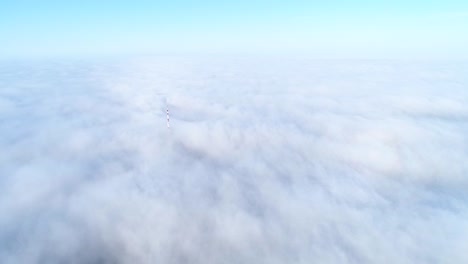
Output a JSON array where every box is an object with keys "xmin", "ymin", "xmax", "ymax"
[
  {"xmin": 1, "ymin": 0, "xmax": 468, "ymax": 59},
  {"xmin": 1, "ymin": 1, "xmax": 468, "ymax": 263}
]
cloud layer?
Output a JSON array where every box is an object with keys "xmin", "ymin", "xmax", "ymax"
[{"xmin": 1, "ymin": 57, "xmax": 468, "ymax": 263}]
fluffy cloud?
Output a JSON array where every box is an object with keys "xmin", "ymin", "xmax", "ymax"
[{"xmin": 1, "ymin": 57, "xmax": 467, "ymax": 263}]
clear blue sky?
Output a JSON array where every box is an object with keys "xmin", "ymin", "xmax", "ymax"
[{"xmin": 1, "ymin": 0, "xmax": 467, "ymax": 59}]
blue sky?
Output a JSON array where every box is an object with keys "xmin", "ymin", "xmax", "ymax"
[{"xmin": 1, "ymin": 0, "xmax": 467, "ymax": 59}]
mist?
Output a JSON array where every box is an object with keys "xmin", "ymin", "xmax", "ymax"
[{"xmin": 1, "ymin": 57, "xmax": 467, "ymax": 263}]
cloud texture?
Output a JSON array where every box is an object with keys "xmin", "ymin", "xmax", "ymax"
[{"xmin": 1, "ymin": 57, "xmax": 468, "ymax": 263}]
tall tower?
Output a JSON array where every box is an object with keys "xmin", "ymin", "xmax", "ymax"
[{"xmin": 166, "ymin": 108, "xmax": 170, "ymax": 128}]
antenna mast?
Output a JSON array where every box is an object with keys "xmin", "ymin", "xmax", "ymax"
[{"xmin": 166, "ymin": 107, "xmax": 170, "ymax": 128}]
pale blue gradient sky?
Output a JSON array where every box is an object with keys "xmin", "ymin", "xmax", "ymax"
[{"xmin": 1, "ymin": 0, "xmax": 467, "ymax": 59}]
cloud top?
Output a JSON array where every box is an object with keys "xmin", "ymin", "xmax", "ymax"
[{"xmin": 1, "ymin": 57, "xmax": 468, "ymax": 263}]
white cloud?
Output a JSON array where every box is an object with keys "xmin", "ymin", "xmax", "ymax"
[{"xmin": 1, "ymin": 57, "xmax": 468, "ymax": 263}]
